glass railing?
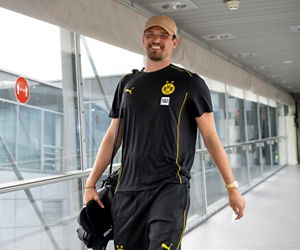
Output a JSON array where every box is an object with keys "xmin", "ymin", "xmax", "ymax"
[
  {"xmin": 185, "ymin": 136, "xmax": 287, "ymax": 231},
  {"xmin": 0, "ymin": 134, "xmax": 288, "ymax": 249}
]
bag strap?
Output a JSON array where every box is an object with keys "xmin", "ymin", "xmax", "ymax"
[
  {"xmin": 108, "ymin": 99, "xmax": 123, "ymax": 176},
  {"xmin": 108, "ymin": 69, "xmax": 139, "ymax": 175}
]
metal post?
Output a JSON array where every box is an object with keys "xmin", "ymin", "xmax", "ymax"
[
  {"xmin": 16, "ymin": 105, "xmax": 19, "ymax": 166},
  {"xmin": 284, "ymin": 106, "xmax": 288, "ymax": 164},
  {"xmin": 73, "ymin": 33, "xmax": 87, "ymax": 216},
  {"xmin": 257, "ymin": 102, "xmax": 264, "ymax": 177},
  {"xmin": 243, "ymin": 91, "xmax": 251, "ymax": 185},
  {"xmin": 225, "ymin": 84, "xmax": 230, "ymax": 146},
  {"xmin": 267, "ymin": 105, "xmax": 274, "ymax": 170},
  {"xmin": 41, "ymin": 110, "xmax": 45, "ymax": 171},
  {"xmin": 74, "ymin": 33, "xmax": 87, "ymax": 172},
  {"xmin": 201, "ymin": 152, "xmax": 208, "ymax": 214}
]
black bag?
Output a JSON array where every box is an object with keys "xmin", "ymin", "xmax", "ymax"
[{"xmin": 77, "ymin": 169, "xmax": 119, "ymax": 249}]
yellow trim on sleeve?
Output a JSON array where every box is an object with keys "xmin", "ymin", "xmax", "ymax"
[
  {"xmin": 171, "ymin": 65, "xmax": 192, "ymax": 77},
  {"xmin": 119, "ymin": 72, "xmax": 133, "ymax": 83},
  {"xmin": 176, "ymin": 210, "xmax": 186, "ymax": 250},
  {"xmin": 176, "ymin": 92, "xmax": 188, "ymax": 183}
]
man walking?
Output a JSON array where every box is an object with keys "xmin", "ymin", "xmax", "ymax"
[{"xmin": 84, "ymin": 15, "xmax": 245, "ymax": 250}]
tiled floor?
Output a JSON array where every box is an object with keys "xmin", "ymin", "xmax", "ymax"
[{"xmin": 182, "ymin": 165, "xmax": 300, "ymax": 250}]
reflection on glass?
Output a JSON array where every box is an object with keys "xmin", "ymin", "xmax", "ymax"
[
  {"xmin": 227, "ymin": 95, "xmax": 245, "ymax": 143},
  {"xmin": 269, "ymin": 106, "xmax": 278, "ymax": 169},
  {"xmin": 18, "ymin": 106, "xmax": 41, "ymax": 170},
  {"xmin": 0, "ymin": 178, "xmax": 84, "ymax": 250},
  {"xmin": 269, "ymin": 107, "xmax": 277, "ymax": 137},
  {"xmin": 188, "ymin": 153, "xmax": 205, "ymax": 221},
  {"xmin": 261, "ymin": 142, "xmax": 272, "ymax": 174},
  {"xmin": 259, "ymin": 104, "xmax": 271, "ymax": 173},
  {"xmin": 211, "ymin": 91, "xmax": 226, "ymax": 144},
  {"xmin": 249, "ymin": 143, "xmax": 261, "ymax": 181},
  {"xmin": 272, "ymin": 142, "xmax": 279, "ymax": 168},
  {"xmin": 82, "ymin": 76, "xmax": 117, "ymax": 167},
  {"xmin": 228, "ymin": 146, "xmax": 248, "ymax": 188},
  {"xmin": 245, "ymin": 101, "xmax": 259, "ymax": 140},
  {"xmin": 259, "ymin": 104, "xmax": 269, "ymax": 139},
  {"xmin": 205, "ymin": 153, "xmax": 226, "ymax": 206}
]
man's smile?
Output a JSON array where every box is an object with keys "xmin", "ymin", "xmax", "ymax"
[{"xmin": 149, "ymin": 44, "xmax": 164, "ymax": 51}]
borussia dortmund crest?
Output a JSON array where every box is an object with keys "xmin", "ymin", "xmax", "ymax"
[{"xmin": 162, "ymin": 81, "xmax": 175, "ymax": 95}]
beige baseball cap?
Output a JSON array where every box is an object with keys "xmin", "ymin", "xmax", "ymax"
[{"xmin": 144, "ymin": 15, "xmax": 178, "ymax": 37}]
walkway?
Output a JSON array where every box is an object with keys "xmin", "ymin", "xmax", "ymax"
[{"xmin": 182, "ymin": 165, "xmax": 300, "ymax": 250}]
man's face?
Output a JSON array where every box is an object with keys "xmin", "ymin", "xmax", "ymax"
[{"xmin": 142, "ymin": 26, "xmax": 177, "ymax": 62}]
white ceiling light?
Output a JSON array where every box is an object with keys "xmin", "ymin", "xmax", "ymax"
[
  {"xmin": 223, "ymin": 0, "xmax": 240, "ymax": 11},
  {"xmin": 203, "ymin": 33, "xmax": 235, "ymax": 41},
  {"xmin": 254, "ymin": 65, "xmax": 272, "ymax": 71},
  {"xmin": 283, "ymin": 60, "xmax": 293, "ymax": 64},
  {"xmin": 151, "ymin": 0, "xmax": 198, "ymax": 12},
  {"xmin": 235, "ymin": 52, "xmax": 257, "ymax": 58},
  {"xmin": 271, "ymin": 74, "xmax": 282, "ymax": 78},
  {"xmin": 162, "ymin": 2, "xmax": 187, "ymax": 10}
]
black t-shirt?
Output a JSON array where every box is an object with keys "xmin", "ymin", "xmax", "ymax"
[{"xmin": 109, "ymin": 64, "xmax": 213, "ymax": 191}]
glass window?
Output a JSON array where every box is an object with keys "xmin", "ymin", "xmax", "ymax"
[
  {"xmin": 277, "ymin": 103, "xmax": 287, "ymax": 165},
  {"xmin": 0, "ymin": 9, "xmax": 81, "ymax": 184},
  {"xmin": 228, "ymin": 146, "xmax": 248, "ymax": 188},
  {"xmin": 248, "ymin": 143, "xmax": 262, "ymax": 181},
  {"xmin": 211, "ymin": 91, "xmax": 227, "ymax": 145},
  {"xmin": 80, "ymin": 36, "xmax": 144, "ymax": 169},
  {"xmin": 204, "ymin": 152, "xmax": 227, "ymax": 207},
  {"xmin": 226, "ymin": 86, "xmax": 245, "ymax": 144},
  {"xmin": 227, "ymin": 95, "xmax": 245, "ymax": 143},
  {"xmin": 18, "ymin": 107, "xmax": 41, "ymax": 171},
  {"xmin": 245, "ymin": 101, "xmax": 259, "ymax": 140},
  {"xmin": 269, "ymin": 106, "xmax": 277, "ymax": 137},
  {"xmin": 259, "ymin": 104, "xmax": 271, "ymax": 173},
  {"xmin": 0, "ymin": 179, "xmax": 84, "ymax": 250},
  {"xmin": 188, "ymin": 153, "xmax": 206, "ymax": 221},
  {"xmin": 259, "ymin": 103, "xmax": 269, "ymax": 139},
  {"xmin": 269, "ymin": 106, "xmax": 279, "ymax": 168},
  {"xmin": 284, "ymin": 105, "xmax": 289, "ymax": 116}
]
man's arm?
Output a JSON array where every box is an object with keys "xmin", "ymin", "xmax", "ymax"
[
  {"xmin": 195, "ymin": 112, "xmax": 245, "ymax": 219},
  {"xmin": 84, "ymin": 118, "xmax": 123, "ymax": 207}
]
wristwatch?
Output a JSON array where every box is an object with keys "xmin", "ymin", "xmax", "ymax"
[{"xmin": 225, "ymin": 180, "xmax": 239, "ymax": 189}]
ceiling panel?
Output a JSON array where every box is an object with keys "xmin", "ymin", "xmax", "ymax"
[{"xmin": 125, "ymin": 0, "xmax": 300, "ymax": 100}]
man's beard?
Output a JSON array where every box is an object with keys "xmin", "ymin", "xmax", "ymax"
[
  {"xmin": 146, "ymin": 43, "xmax": 165, "ymax": 61},
  {"xmin": 148, "ymin": 52, "xmax": 163, "ymax": 61}
]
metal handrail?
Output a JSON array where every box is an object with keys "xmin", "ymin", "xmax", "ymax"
[
  {"xmin": 0, "ymin": 163, "xmax": 120, "ymax": 194},
  {"xmin": 0, "ymin": 97, "xmax": 63, "ymax": 115},
  {"xmin": 195, "ymin": 136, "xmax": 286, "ymax": 153},
  {"xmin": 0, "ymin": 136, "xmax": 285, "ymax": 194}
]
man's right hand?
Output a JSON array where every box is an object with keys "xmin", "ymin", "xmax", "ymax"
[{"xmin": 83, "ymin": 188, "xmax": 105, "ymax": 208}]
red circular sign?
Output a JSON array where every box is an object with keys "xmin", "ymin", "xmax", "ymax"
[{"xmin": 15, "ymin": 77, "xmax": 30, "ymax": 103}]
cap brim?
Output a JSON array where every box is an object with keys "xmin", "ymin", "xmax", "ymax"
[{"xmin": 144, "ymin": 24, "xmax": 175, "ymax": 36}]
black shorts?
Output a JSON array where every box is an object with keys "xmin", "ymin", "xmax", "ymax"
[{"xmin": 112, "ymin": 183, "xmax": 190, "ymax": 250}]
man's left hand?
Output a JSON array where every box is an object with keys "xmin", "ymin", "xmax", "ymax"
[{"xmin": 228, "ymin": 188, "xmax": 246, "ymax": 220}]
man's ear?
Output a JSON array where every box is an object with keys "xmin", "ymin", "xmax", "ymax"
[{"xmin": 172, "ymin": 37, "xmax": 178, "ymax": 48}]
